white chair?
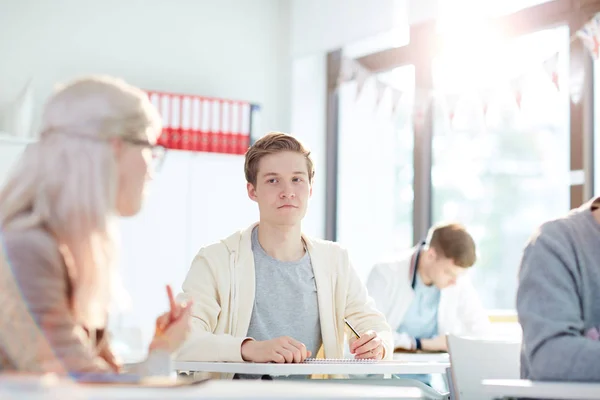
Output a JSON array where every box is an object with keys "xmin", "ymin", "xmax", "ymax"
[{"xmin": 447, "ymin": 335, "xmax": 521, "ymax": 400}]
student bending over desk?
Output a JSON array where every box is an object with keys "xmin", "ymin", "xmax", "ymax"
[
  {"xmin": 518, "ymin": 197, "xmax": 600, "ymax": 382},
  {"xmin": 367, "ymin": 223, "xmax": 490, "ymax": 354},
  {"xmin": 176, "ymin": 133, "xmax": 393, "ymax": 374},
  {"xmin": 0, "ymin": 76, "xmax": 191, "ymax": 378}
]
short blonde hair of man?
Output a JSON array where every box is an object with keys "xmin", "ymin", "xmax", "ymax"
[{"xmin": 244, "ymin": 132, "xmax": 315, "ymax": 186}]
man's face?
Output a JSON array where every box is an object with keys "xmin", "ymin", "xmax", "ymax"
[
  {"xmin": 426, "ymin": 250, "xmax": 467, "ymax": 289},
  {"xmin": 247, "ymin": 151, "xmax": 312, "ymax": 227}
]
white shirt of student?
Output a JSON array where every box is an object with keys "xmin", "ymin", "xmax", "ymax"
[{"xmin": 366, "ymin": 245, "xmax": 491, "ymax": 349}]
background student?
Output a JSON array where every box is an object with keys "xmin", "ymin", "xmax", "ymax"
[{"xmin": 367, "ymin": 223, "xmax": 490, "ymax": 353}]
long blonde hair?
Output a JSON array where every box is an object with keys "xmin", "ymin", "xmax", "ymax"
[{"xmin": 0, "ymin": 76, "xmax": 161, "ymax": 328}]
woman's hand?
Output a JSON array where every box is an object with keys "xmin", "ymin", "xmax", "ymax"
[{"xmin": 148, "ymin": 285, "xmax": 193, "ymax": 353}]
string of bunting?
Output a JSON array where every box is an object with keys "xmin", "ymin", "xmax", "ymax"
[{"xmin": 338, "ymin": 11, "xmax": 600, "ymax": 126}]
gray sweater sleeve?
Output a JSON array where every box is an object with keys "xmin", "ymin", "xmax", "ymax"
[{"xmin": 517, "ymin": 221, "xmax": 600, "ymax": 381}]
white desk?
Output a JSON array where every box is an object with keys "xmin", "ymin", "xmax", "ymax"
[
  {"xmin": 483, "ymin": 379, "xmax": 600, "ymax": 400},
  {"xmin": 0, "ymin": 379, "xmax": 425, "ymax": 400},
  {"xmin": 392, "ymin": 353, "xmax": 449, "ymax": 363},
  {"xmin": 174, "ymin": 356, "xmax": 450, "ymax": 376}
]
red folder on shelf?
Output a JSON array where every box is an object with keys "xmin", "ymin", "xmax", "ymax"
[
  {"xmin": 221, "ymin": 100, "xmax": 232, "ymax": 154},
  {"xmin": 190, "ymin": 96, "xmax": 202, "ymax": 152},
  {"xmin": 159, "ymin": 93, "xmax": 172, "ymax": 149},
  {"xmin": 239, "ymin": 102, "xmax": 251, "ymax": 155},
  {"xmin": 209, "ymin": 99, "xmax": 221, "ymax": 153},
  {"xmin": 147, "ymin": 92, "xmax": 167, "ymax": 147},
  {"xmin": 170, "ymin": 95, "xmax": 182, "ymax": 150},
  {"xmin": 199, "ymin": 99, "xmax": 211, "ymax": 153},
  {"xmin": 180, "ymin": 95, "xmax": 192, "ymax": 151},
  {"xmin": 230, "ymin": 101, "xmax": 241, "ymax": 155}
]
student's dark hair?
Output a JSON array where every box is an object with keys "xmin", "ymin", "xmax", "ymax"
[{"xmin": 427, "ymin": 223, "xmax": 476, "ymax": 268}]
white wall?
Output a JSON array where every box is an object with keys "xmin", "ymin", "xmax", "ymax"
[
  {"xmin": 290, "ymin": 0, "xmax": 408, "ymax": 57},
  {"xmin": 0, "ymin": 0, "xmax": 291, "ymax": 136}
]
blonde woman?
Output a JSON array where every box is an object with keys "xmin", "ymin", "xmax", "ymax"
[{"xmin": 0, "ymin": 76, "xmax": 191, "ymax": 379}]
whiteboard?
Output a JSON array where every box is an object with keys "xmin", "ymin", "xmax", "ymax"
[{"xmin": 0, "ymin": 133, "xmax": 32, "ymax": 189}]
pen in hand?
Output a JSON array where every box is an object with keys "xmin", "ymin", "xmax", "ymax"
[{"xmin": 344, "ymin": 318, "xmax": 361, "ymax": 339}]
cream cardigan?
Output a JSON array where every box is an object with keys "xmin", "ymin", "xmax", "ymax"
[{"xmin": 176, "ymin": 223, "xmax": 393, "ymax": 364}]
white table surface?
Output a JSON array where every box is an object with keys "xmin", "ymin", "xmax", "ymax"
[
  {"xmin": 174, "ymin": 353, "xmax": 450, "ymax": 376},
  {"xmin": 0, "ymin": 378, "xmax": 425, "ymax": 400},
  {"xmin": 392, "ymin": 353, "xmax": 449, "ymax": 363},
  {"xmin": 483, "ymin": 379, "xmax": 600, "ymax": 400}
]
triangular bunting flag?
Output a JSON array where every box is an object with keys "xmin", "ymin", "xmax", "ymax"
[
  {"xmin": 375, "ymin": 80, "xmax": 387, "ymax": 108},
  {"xmin": 576, "ymin": 12, "xmax": 600, "ymax": 60},
  {"xmin": 355, "ymin": 67, "xmax": 370, "ymax": 99},
  {"xmin": 413, "ymin": 89, "xmax": 431, "ymax": 128},
  {"xmin": 479, "ymin": 89, "xmax": 493, "ymax": 117},
  {"xmin": 510, "ymin": 75, "xmax": 527, "ymax": 110},
  {"xmin": 542, "ymin": 53, "xmax": 560, "ymax": 91},
  {"xmin": 445, "ymin": 93, "xmax": 461, "ymax": 125},
  {"xmin": 391, "ymin": 89, "xmax": 403, "ymax": 115}
]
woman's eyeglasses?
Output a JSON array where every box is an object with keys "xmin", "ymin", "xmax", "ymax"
[
  {"xmin": 122, "ymin": 138, "xmax": 167, "ymax": 171},
  {"xmin": 40, "ymin": 130, "xmax": 168, "ymax": 172}
]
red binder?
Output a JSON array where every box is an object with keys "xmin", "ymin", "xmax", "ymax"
[
  {"xmin": 239, "ymin": 102, "xmax": 251, "ymax": 155},
  {"xmin": 199, "ymin": 99, "xmax": 211, "ymax": 153},
  {"xmin": 221, "ymin": 100, "xmax": 232, "ymax": 154},
  {"xmin": 190, "ymin": 96, "xmax": 202, "ymax": 152},
  {"xmin": 180, "ymin": 96, "xmax": 192, "ymax": 151},
  {"xmin": 209, "ymin": 99, "xmax": 221, "ymax": 153},
  {"xmin": 230, "ymin": 101, "xmax": 241, "ymax": 155},
  {"xmin": 159, "ymin": 93, "xmax": 172, "ymax": 149},
  {"xmin": 170, "ymin": 95, "xmax": 182, "ymax": 150},
  {"xmin": 147, "ymin": 92, "xmax": 167, "ymax": 147}
]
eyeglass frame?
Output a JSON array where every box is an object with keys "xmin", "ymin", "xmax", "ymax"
[
  {"xmin": 40, "ymin": 128, "xmax": 168, "ymax": 172},
  {"xmin": 121, "ymin": 137, "xmax": 167, "ymax": 171}
]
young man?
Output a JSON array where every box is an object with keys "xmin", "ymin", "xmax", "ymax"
[
  {"xmin": 176, "ymin": 132, "xmax": 392, "ymax": 369},
  {"xmin": 517, "ymin": 198, "xmax": 600, "ymax": 381},
  {"xmin": 366, "ymin": 223, "xmax": 490, "ymax": 353}
]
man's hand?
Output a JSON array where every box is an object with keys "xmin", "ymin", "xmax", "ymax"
[
  {"xmin": 421, "ymin": 335, "xmax": 448, "ymax": 352},
  {"xmin": 349, "ymin": 330, "xmax": 385, "ymax": 360},
  {"xmin": 241, "ymin": 336, "xmax": 311, "ymax": 363}
]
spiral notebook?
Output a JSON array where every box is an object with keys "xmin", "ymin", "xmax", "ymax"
[{"xmin": 302, "ymin": 358, "xmax": 377, "ymax": 364}]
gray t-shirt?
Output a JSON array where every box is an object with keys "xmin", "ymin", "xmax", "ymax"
[
  {"xmin": 246, "ymin": 226, "xmax": 322, "ymax": 355},
  {"xmin": 235, "ymin": 227, "xmax": 322, "ymax": 380}
]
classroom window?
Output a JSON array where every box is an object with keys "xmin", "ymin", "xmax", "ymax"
[
  {"xmin": 431, "ymin": 26, "xmax": 570, "ymax": 309},
  {"xmin": 337, "ymin": 65, "xmax": 415, "ymax": 281}
]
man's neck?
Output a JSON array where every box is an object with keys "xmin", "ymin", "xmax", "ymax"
[
  {"xmin": 257, "ymin": 222, "xmax": 305, "ymax": 262},
  {"xmin": 416, "ymin": 250, "xmax": 434, "ymax": 286}
]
